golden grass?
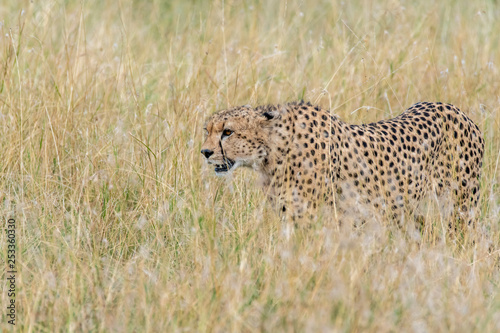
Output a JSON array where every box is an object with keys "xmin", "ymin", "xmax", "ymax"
[{"xmin": 0, "ymin": 0, "xmax": 499, "ymax": 331}]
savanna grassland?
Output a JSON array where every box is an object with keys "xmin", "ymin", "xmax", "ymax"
[{"xmin": 0, "ymin": 0, "xmax": 499, "ymax": 331}]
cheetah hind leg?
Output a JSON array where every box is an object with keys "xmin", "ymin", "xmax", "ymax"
[{"xmin": 451, "ymin": 178, "xmax": 481, "ymax": 230}]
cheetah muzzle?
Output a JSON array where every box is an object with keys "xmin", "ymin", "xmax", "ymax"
[{"xmin": 201, "ymin": 101, "xmax": 484, "ymax": 226}]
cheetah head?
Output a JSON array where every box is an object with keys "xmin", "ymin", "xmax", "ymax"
[{"xmin": 201, "ymin": 105, "xmax": 282, "ymax": 176}]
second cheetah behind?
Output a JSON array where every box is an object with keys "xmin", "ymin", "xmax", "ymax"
[{"xmin": 201, "ymin": 101, "xmax": 484, "ymax": 225}]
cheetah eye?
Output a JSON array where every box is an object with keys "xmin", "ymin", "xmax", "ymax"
[{"xmin": 222, "ymin": 129, "xmax": 233, "ymax": 138}]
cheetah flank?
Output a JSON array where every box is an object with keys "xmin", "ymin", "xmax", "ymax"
[{"xmin": 201, "ymin": 101, "xmax": 484, "ymax": 225}]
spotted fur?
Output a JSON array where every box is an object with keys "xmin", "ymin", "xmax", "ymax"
[{"xmin": 201, "ymin": 101, "xmax": 484, "ymax": 225}]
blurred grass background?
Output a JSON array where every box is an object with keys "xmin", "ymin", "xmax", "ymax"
[{"xmin": 0, "ymin": 0, "xmax": 499, "ymax": 331}]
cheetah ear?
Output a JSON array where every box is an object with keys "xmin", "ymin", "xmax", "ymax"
[
  {"xmin": 260, "ymin": 106, "xmax": 285, "ymax": 121},
  {"xmin": 262, "ymin": 112, "xmax": 276, "ymax": 120}
]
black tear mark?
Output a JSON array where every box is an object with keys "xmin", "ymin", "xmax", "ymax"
[{"xmin": 219, "ymin": 140, "xmax": 229, "ymax": 168}]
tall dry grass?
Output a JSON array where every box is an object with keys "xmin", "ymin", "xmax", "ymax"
[{"xmin": 0, "ymin": 0, "xmax": 499, "ymax": 331}]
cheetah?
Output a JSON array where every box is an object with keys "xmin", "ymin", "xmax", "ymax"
[{"xmin": 201, "ymin": 101, "xmax": 484, "ymax": 226}]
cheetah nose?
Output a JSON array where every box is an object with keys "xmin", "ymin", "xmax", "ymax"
[{"xmin": 201, "ymin": 149, "xmax": 214, "ymax": 158}]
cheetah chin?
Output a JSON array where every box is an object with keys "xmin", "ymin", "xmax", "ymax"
[{"xmin": 208, "ymin": 158, "xmax": 236, "ymax": 175}]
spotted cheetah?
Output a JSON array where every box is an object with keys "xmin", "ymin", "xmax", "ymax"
[{"xmin": 201, "ymin": 101, "xmax": 484, "ymax": 225}]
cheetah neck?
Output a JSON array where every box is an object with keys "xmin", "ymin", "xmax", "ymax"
[
  {"xmin": 256, "ymin": 106, "xmax": 347, "ymax": 205},
  {"xmin": 256, "ymin": 111, "xmax": 295, "ymax": 198}
]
